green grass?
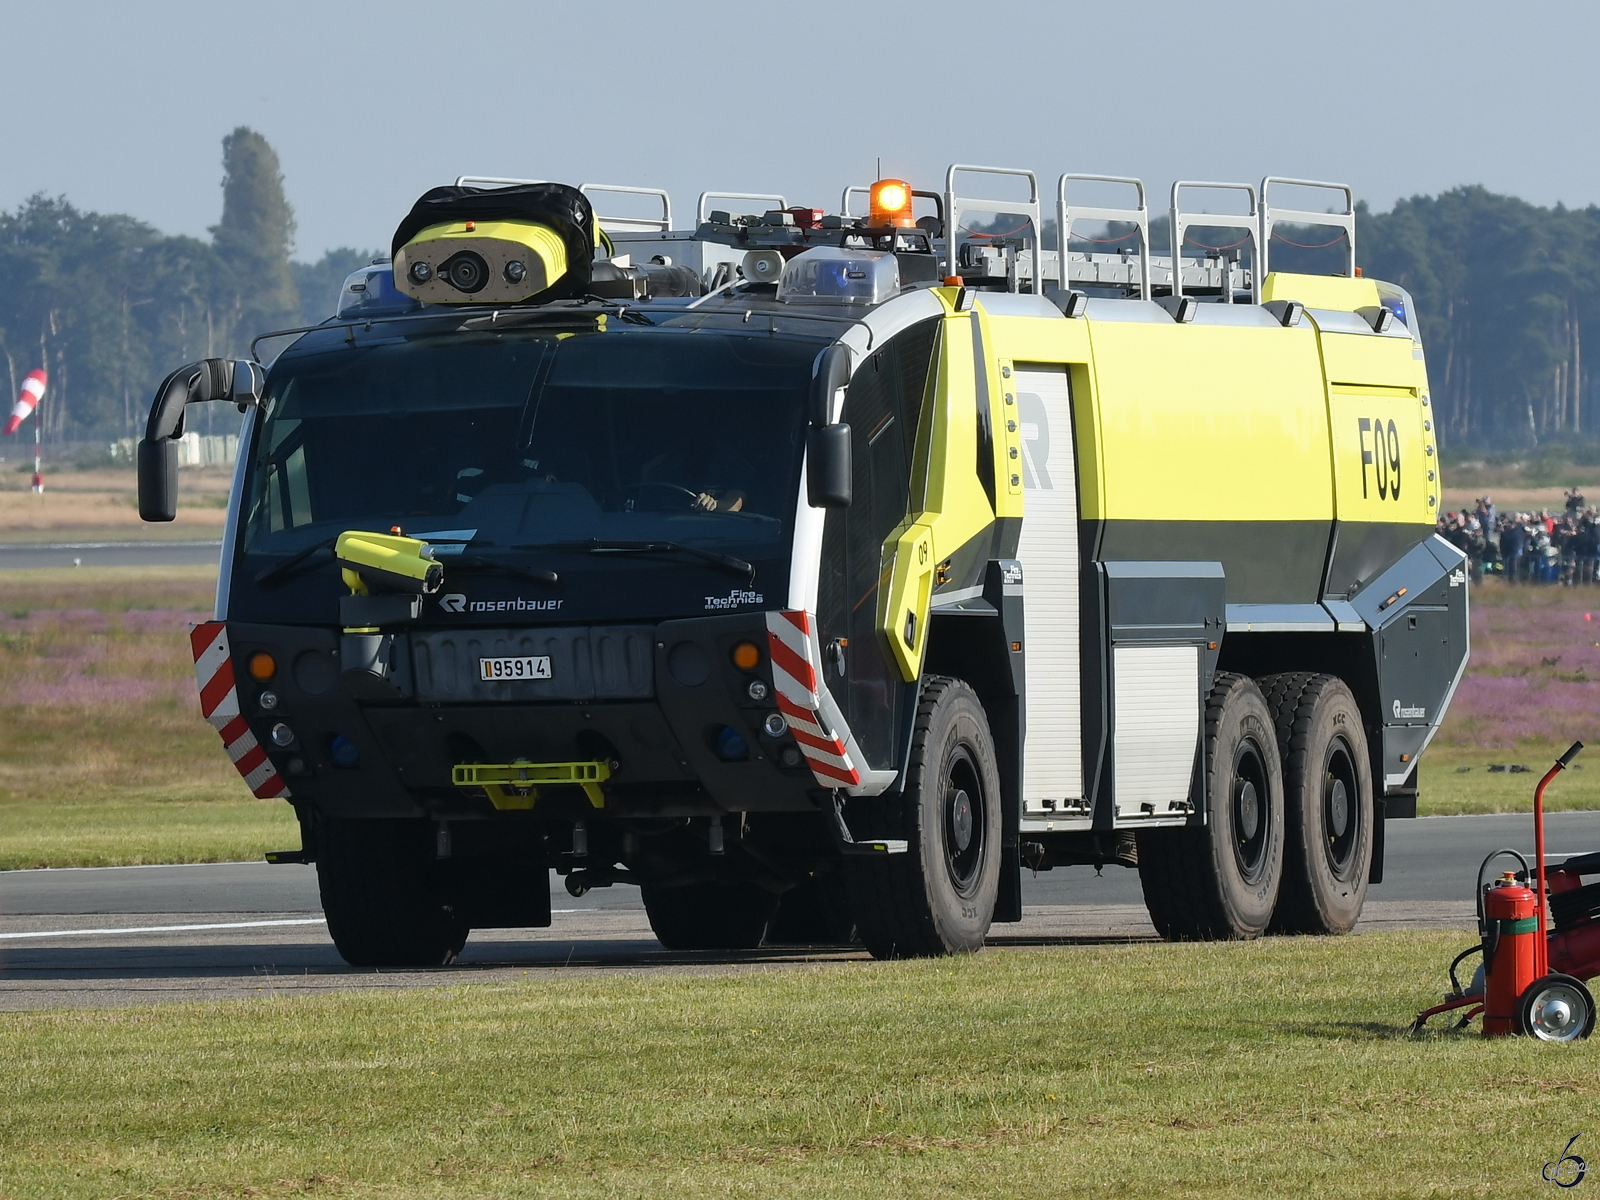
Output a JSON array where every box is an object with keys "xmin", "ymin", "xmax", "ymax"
[
  {"xmin": 0, "ymin": 784, "xmax": 296, "ymax": 870},
  {"xmin": 0, "ymin": 930, "xmax": 1589, "ymax": 1198},
  {"xmin": 1419, "ymin": 746, "xmax": 1600, "ymax": 816}
]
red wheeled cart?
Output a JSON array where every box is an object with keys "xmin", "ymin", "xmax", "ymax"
[{"xmin": 1413, "ymin": 742, "xmax": 1598, "ymax": 1041}]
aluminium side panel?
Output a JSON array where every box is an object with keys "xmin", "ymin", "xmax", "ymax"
[{"xmin": 1112, "ymin": 643, "xmax": 1201, "ymax": 819}]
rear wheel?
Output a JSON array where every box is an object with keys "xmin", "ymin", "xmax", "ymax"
[
  {"xmin": 316, "ymin": 819, "xmax": 468, "ymax": 968},
  {"xmin": 640, "ymin": 881, "xmax": 778, "ymax": 950},
  {"xmin": 1262, "ymin": 673, "xmax": 1374, "ymax": 934},
  {"xmin": 1137, "ymin": 673, "xmax": 1284, "ymax": 940},
  {"xmin": 846, "ymin": 676, "xmax": 1002, "ymax": 959}
]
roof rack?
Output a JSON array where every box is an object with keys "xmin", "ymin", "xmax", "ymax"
[
  {"xmin": 443, "ymin": 165, "xmax": 1355, "ymax": 302},
  {"xmin": 945, "ymin": 164, "xmax": 1043, "ymax": 291},
  {"xmin": 1058, "ymin": 175, "xmax": 1151, "ymax": 300},
  {"xmin": 1259, "ymin": 177, "xmax": 1355, "ymax": 279},
  {"xmin": 1170, "ymin": 181, "xmax": 1259, "ymax": 304}
]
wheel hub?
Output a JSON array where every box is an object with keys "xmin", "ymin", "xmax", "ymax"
[
  {"xmin": 1528, "ymin": 982, "xmax": 1590, "ymax": 1041},
  {"xmin": 941, "ymin": 747, "xmax": 987, "ymax": 895},
  {"xmin": 950, "ymin": 789, "xmax": 973, "ymax": 852},
  {"xmin": 1235, "ymin": 779, "xmax": 1260, "ymax": 842},
  {"xmin": 1541, "ymin": 998, "xmax": 1574, "ymax": 1032},
  {"xmin": 1326, "ymin": 778, "xmax": 1349, "ymax": 838}
]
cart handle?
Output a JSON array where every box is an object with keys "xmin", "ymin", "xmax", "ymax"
[{"xmin": 1534, "ymin": 742, "xmax": 1585, "ymax": 978}]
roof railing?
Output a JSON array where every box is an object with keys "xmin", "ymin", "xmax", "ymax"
[
  {"xmin": 579, "ymin": 184, "xmax": 673, "ymax": 233},
  {"xmin": 455, "ymin": 177, "xmax": 674, "ymax": 235},
  {"xmin": 697, "ymin": 191, "xmax": 788, "ymax": 223},
  {"xmin": 945, "ymin": 164, "xmax": 1042, "ymax": 292},
  {"xmin": 1259, "ymin": 177, "xmax": 1356, "ymax": 279},
  {"xmin": 1170, "ymin": 181, "xmax": 1260, "ymax": 304},
  {"xmin": 1057, "ymin": 174, "xmax": 1151, "ymax": 300},
  {"xmin": 840, "ymin": 185, "xmax": 872, "ymax": 220}
]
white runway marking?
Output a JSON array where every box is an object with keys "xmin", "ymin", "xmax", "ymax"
[
  {"xmin": 0, "ymin": 918, "xmax": 326, "ymax": 941},
  {"xmin": 0, "ymin": 912, "xmax": 597, "ymax": 941}
]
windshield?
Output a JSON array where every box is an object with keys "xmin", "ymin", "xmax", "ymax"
[{"xmin": 241, "ymin": 327, "xmax": 817, "ymax": 562}]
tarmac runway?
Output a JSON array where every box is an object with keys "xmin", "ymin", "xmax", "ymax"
[
  {"xmin": 0, "ymin": 540, "xmax": 223, "ymax": 570},
  {"xmin": 3, "ymin": 811, "xmax": 1596, "ymax": 1010}
]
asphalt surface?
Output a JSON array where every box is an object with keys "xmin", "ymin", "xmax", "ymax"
[
  {"xmin": 2, "ymin": 811, "xmax": 1596, "ymax": 1010},
  {"xmin": 0, "ymin": 540, "xmax": 223, "ymax": 570}
]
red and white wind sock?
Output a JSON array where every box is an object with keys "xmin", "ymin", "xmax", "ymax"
[{"xmin": 4, "ymin": 369, "xmax": 46, "ymax": 435}]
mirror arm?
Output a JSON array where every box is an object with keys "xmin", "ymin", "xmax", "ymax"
[
  {"xmin": 143, "ymin": 358, "xmax": 243, "ymax": 444},
  {"xmin": 810, "ymin": 344, "xmax": 851, "ymax": 427}
]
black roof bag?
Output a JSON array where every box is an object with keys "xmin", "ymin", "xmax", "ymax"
[{"xmin": 391, "ymin": 183, "xmax": 594, "ymax": 303}]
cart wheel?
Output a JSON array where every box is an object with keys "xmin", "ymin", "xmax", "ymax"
[{"xmin": 1516, "ymin": 974, "xmax": 1597, "ymax": 1042}]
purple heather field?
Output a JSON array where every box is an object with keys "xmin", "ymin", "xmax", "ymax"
[
  {"xmin": 0, "ymin": 607, "xmax": 195, "ymax": 708},
  {"xmin": 1441, "ymin": 582, "xmax": 1600, "ymax": 750}
]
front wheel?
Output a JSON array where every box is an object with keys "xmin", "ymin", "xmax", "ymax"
[
  {"xmin": 1137, "ymin": 673, "xmax": 1285, "ymax": 940},
  {"xmin": 316, "ymin": 819, "xmax": 468, "ymax": 968},
  {"xmin": 846, "ymin": 676, "xmax": 1002, "ymax": 959},
  {"xmin": 640, "ymin": 881, "xmax": 778, "ymax": 950}
]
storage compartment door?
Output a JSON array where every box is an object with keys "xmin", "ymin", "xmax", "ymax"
[
  {"xmin": 1112, "ymin": 643, "xmax": 1200, "ymax": 822},
  {"xmin": 1014, "ymin": 364, "xmax": 1083, "ymax": 814}
]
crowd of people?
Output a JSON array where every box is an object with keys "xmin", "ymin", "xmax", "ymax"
[{"xmin": 1437, "ymin": 488, "xmax": 1600, "ymax": 584}]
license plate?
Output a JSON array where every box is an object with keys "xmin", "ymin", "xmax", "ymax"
[{"xmin": 478, "ymin": 656, "xmax": 552, "ymax": 681}]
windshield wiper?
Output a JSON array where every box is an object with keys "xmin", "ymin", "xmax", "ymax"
[
  {"xmin": 451, "ymin": 555, "xmax": 559, "ymax": 585},
  {"xmin": 516, "ymin": 539, "xmax": 754, "ymax": 582},
  {"xmin": 253, "ymin": 537, "xmax": 338, "ymax": 589}
]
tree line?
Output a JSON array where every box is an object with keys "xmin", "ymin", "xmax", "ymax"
[
  {"xmin": 0, "ymin": 128, "xmax": 369, "ymax": 443},
  {"xmin": 1, "ymin": 132, "xmax": 1595, "ymax": 451}
]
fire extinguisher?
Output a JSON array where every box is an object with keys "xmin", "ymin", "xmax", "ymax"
[{"xmin": 1483, "ymin": 873, "xmax": 1540, "ymax": 1036}]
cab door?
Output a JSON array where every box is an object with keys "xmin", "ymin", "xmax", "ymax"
[{"xmin": 816, "ymin": 319, "xmax": 941, "ymax": 770}]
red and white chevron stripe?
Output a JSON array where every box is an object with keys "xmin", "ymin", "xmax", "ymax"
[
  {"xmin": 189, "ymin": 621, "xmax": 289, "ymax": 799},
  {"xmin": 765, "ymin": 609, "xmax": 861, "ymax": 788}
]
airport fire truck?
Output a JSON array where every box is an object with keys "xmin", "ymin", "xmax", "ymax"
[{"xmin": 138, "ymin": 167, "xmax": 1467, "ymax": 965}]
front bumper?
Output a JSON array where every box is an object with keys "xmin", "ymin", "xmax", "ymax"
[{"xmin": 207, "ymin": 614, "xmax": 826, "ymax": 818}]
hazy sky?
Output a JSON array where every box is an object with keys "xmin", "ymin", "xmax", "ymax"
[{"xmin": 3, "ymin": 0, "xmax": 1595, "ymax": 261}]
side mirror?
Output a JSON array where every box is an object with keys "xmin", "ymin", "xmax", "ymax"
[
  {"xmin": 806, "ymin": 344, "xmax": 853, "ymax": 508},
  {"xmin": 137, "ymin": 358, "xmax": 256, "ymax": 522},
  {"xmin": 137, "ymin": 438, "xmax": 180, "ymax": 523},
  {"xmin": 807, "ymin": 424, "xmax": 852, "ymax": 508}
]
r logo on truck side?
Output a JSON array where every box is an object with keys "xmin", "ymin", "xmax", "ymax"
[
  {"xmin": 1358, "ymin": 417, "xmax": 1402, "ymax": 501},
  {"xmin": 439, "ymin": 594, "xmax": 467, "ymax": 613}
]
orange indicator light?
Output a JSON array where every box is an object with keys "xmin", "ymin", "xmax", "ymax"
[{"xmin": 870, "ymin": 178, "xmax": 915, "ymax": 228}]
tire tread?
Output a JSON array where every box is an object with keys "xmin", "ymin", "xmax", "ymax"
[
  {"xmin": 848, "ymin": 675, "xmax": 998, "ymax": 959},
  {"xmin": 1259, "ymin": 672, "xmax": 1372, "ymax": 934}
]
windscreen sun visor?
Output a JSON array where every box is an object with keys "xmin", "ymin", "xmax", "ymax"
[{"xmin": 391, "ymin": 182, "xmax": 597, "ymax": 307}]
